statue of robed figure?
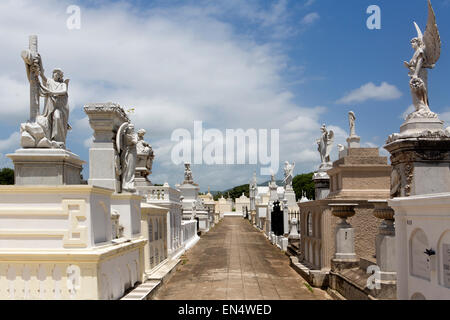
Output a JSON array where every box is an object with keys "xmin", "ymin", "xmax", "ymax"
[
  {"xmin": 116, "ymin": 122, "xmax": 138, "ymax": 193},
  {"xmin": 317, "ymin": 124, "xmax": 334, "ymax": 169},
  {"xmin": 20, "ymin": 35, "xmax": 71, "ymax": 149},
  {"xmin": 403, "ymin": 0, "xmax": 441, "ymax": 120},
  {"xmin": 282, "ymin": 161, "xmax": 295, "ymax": 188}
]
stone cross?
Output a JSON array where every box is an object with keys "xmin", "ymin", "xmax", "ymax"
[{"xmin": 21, "ymin": 35, "xmax": 40, "ymax": 123}]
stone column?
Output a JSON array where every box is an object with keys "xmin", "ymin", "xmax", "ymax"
[
  {"xmin": 369, "ymin": 200, "xmax": 397, "ymax": 284},
  {"xmin": 282, "ymin": 199, "xmax": 289, "ymax": 236},
  {"xmin": 385, "ymin": 117, "xmax": 450, "ymax": 197},
  {"xmin": 266, "ymin": 202, "xmax": 273, "ymax": 237},
  {"xmin": 84, "ymin": 103, "xmax": 130, "ymax": 192},
  {"xmin": 330, "ymin": 203, "xmax": 359, "ymax": 270},
  {"xmin": 313, "ymin": 171, "xmax": 330, "ymax": 200},
  {"xmin": 347, "ymin": 135, "xmax": 361, "ymax": 149}
]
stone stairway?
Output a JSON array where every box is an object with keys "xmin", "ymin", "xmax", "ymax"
[{"xmin": 286, "ymin": 240, "xmax": 300, "ymax": 257}]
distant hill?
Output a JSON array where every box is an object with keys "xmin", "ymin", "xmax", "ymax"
[
  {"xmin": 258, "ymin": 179, "xmax": 284, "ymax": 187},
  {"xmin": 212, "ymin": 184, "xmax": 249, "ymax": 201},
  {"xmin": 208, "ymin": 173, "xmax": 315, "ymax": 201}
]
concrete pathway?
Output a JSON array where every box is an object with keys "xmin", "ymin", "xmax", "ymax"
[{"xmin": 153, "ymin": 217, "xmax": 331, "ymax": 300}]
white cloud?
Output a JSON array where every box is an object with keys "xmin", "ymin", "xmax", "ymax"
[
  {"xmin": 83, "ymin": 137, "xmax": 94, "ymax": 149},
  {"xmin": 363, "ymin": 142, "xmax": 378, "ymax": 148},
  {"xmin": 0, "ymin": 154, "xmax": 13, "ymax": 169},
  {"xmin": 301, "ymin": 12, "xmax": 320, "ymax": 25},
  {"xmin": 0, "ymin": 132, "xmax": 20, "ymax": 153},
  {"xmin": 0, "ymin": 0, "xmax": 335, "ymax": 190},
  {"xmin": 0, "ymin": 132, "xmax": 19, "ymax": 169},
  {"xmin": 439, "ymin": 108, "xmax": 450, "ymax": 126},
  {"xmin": 0, "ymin": 76, "xmax": 28, "ymax": 121},
  {"xmin": 401, "ymin": 105, "xmax": 415, "ymax": 120},
  {"xmin": 337, "ymin": 82, "xmax": 402, "ymax": 104}
]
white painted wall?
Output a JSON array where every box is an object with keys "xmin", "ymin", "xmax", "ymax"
[{"xmin": 389, "ymin": 193, "xmax": 450, "ymax": 300}]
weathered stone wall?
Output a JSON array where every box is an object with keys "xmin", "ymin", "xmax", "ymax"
[
  {"xmin": 348, "ymin": 205, "xmax": 378, "ymax": 260},
  {"xmin": 299, "ymin": 200, "xmax": 378, "ymax": 269}
]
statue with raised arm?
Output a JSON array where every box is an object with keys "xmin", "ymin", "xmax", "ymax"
[
  {"xmin": 403, "ymin": 0, "xmax": 441, "ymax": 120},
  {"xmin": 317, "ymin": 124, "xmax": 334, "ymax": 168},
  {"xmin": 117, "ymin": 122, "xmax": 138, "ymax": 192},
  {"xmin": 20, "ymin": 35, "xmax": 71, "ymax": 149},
  {"xmin": 283, "ymin": 161, "xmax": 295, "ymax": 188}
]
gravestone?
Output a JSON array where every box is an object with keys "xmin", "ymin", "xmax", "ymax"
[{"xmin": 410, "ymin": 229, "xmax": 431, "ymax": 281}]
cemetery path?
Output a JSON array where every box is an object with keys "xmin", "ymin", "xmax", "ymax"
[{"xmin": 153, "ymin": 217, "xmax": 331, "ymax": 300}]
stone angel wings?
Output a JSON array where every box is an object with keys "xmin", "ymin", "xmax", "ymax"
[{"xmin": 404, "ymin": 0, "xmax": 441, "ymax": 118}]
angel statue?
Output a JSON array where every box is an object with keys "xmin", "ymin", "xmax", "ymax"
[
  {"xmin": 116, "ymin": 122, "xmax": 138, "ymax": 193},
  {"xmin": 403, "ymin": 0, "xmax": 441, "ymax": 119},
  {"xmin": 316, "ymin": 124, "xmax": 334, "ymax": 168},
  {"xmin": 283, "ymin": 161, "xmax": 295, "ymax": 188}
]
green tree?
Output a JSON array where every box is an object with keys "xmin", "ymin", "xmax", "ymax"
[
  {"xmin": 227, "ymin": 184, "xmax": 249, "ymax": 199},
  {"xmin": 0, "ymin": 168, "xmax": 14, "ymax": 185},
  {"xmin": 213, "ymin": 192, "xmax": 223, "ymax": 201},
  {"xmin": 292, "ymin": 172, "xmax": 315, "ymax": 201}
]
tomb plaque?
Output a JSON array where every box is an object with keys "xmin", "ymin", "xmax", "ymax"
[
  {"xmin": 443, "ymin": 244, "xmax": 450, "ymax": 288},
  {"xmin": 410, "ymin": 230, "xmax": 431, "ymax": 281}
]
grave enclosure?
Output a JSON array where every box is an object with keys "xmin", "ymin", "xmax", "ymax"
[{"xmin": 0, "ymin": 36, "xmax": 204, "ymax": 300}]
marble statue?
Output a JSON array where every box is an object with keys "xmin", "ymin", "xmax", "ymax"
[
  {"xmin": 20, "ymin": 35, "xmax": 70, "ymax": 149},
  {"xmin": 184, "ymin": 163, "xmax": 193, "ymax": 184},
  {"xmin": 40, "ymin": 68, "xmax": 70, "ymax": 146},
  {"xmin": 283, "ymin": 161, "xmax": 295, "ymax": 187},
  {"xmin": 117, "ymin": 122, "xmax": 138, "ymax": 192},
  {"xmin": 270, "ymin": 173, "xmax": 275, "ymax": 184},
  {"xmin": 317, "ymin": 124, "xmax": 334, "ymax": 167},
  {"xmin": 251, "ymin": 171, "xmax": 257, "ymax": 189},
  {"xmin": 403, "ymin": 0, "xmax": 441, "ymax": 120},
  {"xmin": 136, "ymin": 129, "xmax": 154, "ymax": 175},
  {"xmin": 348, "ymin": 111, "xmax": 356, "ymax": 136}
]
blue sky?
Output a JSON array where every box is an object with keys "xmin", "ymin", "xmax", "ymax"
[{"xmin": 0, "ymin": 0, "xmax": 449, "ymax": 191}]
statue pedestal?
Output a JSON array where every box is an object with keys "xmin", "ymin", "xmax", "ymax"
[
  {"xmin": 284, "ymin": 186, "xmax": 297, "ymax": 210},
  {"xmin": 346, "ymin": 135, "xmax": 360, "ymax": 148},
  {"xmin": 385, "ymin": 116, "xmax": 450, "ymax": 197},
  {"xmin": 8, "ymin": 148, "xmax": 85, "ymax": 185},
  {"xmin": 330, "ymin": 204, "xmax": 359, "ymax": 271},
  {"xmin": 84, "ymin": 103, "xmax": 130, "ymax": 192},
  {"xmin": 135, "ymin": 165, "xmax": 152, "ymax": 187},
  {"xmin": 313, "ymin": 171, "xmax": 330, "ymax": 200}
]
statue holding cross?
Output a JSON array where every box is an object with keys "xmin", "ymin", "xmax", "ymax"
[{"xmin": 20, "ymin": 35, "xmax": 71, "ymax": 149}]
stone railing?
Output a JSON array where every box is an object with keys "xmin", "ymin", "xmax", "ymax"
[
  {"xmin": 146, "ymin": 186, "xmax": 180, "ymax": 203},
  {"xmin": 181, "ymin": 220, "xmax": 197, "ymax": 245}
]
